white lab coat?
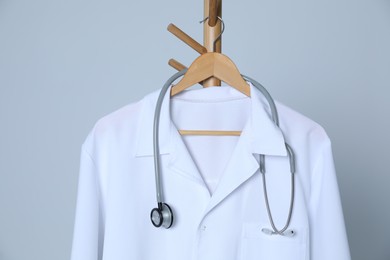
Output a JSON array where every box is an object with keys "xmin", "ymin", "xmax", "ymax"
[{"xmin": 70, "ymin": 82, "xmax": 351, "ymax": 260}]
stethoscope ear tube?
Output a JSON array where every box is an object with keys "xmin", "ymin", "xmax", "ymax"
[
  {"xmin": 151, "ymin": 69, "xmax": 188, "ymax": 229},
  {"xmin": 241, "ymin": 75, "xmax": 296, "ymax": 236},
  {"xmin": 151, "ymin": 70, "xmax": 296, "ymax": 236}
]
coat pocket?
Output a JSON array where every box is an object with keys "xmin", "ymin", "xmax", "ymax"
[{"xmin": 239, "ymin": 222, "xmax": 308, "ymax": 260}]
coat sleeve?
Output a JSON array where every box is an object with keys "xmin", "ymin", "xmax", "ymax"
[
  {"xmin": 70, "ymin": 141, "xmax": 104, "ymax": 260},
  {"xmin": 309, "ymin": 137, "xmax": 351, "ymax": 260}
]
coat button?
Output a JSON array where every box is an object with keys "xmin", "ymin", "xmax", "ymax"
[{"xmin": 200, "ymin": 225, "xmax": 207, "ymax": 231}]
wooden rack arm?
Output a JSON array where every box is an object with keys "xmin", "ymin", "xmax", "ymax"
[
  {"xmin": 168, "ymin": 59, "xmax": 187, "ymax": 71},
  {"xmin": 167, "ymin": 23, "xmax": 207, "ymax": 54}
]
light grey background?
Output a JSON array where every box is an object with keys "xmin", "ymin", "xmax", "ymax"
[{"xmin": 0, "ymin": 0, "xmax": 389, "ymax": 259}]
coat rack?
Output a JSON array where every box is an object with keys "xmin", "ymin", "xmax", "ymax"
[{"xmin": 168, "ymin": 0, "xmax": 222, "ymax": 87}]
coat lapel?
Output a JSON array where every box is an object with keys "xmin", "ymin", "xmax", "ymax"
[
  {"xmin": 201, "ymin": 117, "xmax": 260, "ymax": 215},
  {"xmin": 167, "ymin": 121, "xmax": 208, "ymax": 186}
]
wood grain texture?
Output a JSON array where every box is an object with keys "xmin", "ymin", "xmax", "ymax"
[
  {"xmin": 178, "ymin": 130, "xmax": 241, "ymax": 136},
  {"xmin": 168, "ymin": 59, "xmax": 187, "ymax": 71},
  {"xmin": 170, "ymin": 52, "xmax": 250, "ymax": 97},
  {"xmin": 167, "ymin": 23, "xmax": 207, "ymax": 54},
  {"xmin": 208, "ymin": 0, "xmax": 218, "ymax": 27},
  {"xmin": 203, "ymin": 0, "xmax": 222, "ymax": 87}
]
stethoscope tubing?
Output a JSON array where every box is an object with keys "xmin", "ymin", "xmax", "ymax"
[
  {"xmin": 153, "ymin": 69, "xmax": 188, "ymax": 205},
  {"xmin": 152, "ymin": 69, "xmax": 296, "ymax": 235}
]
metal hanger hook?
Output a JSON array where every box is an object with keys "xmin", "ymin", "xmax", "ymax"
[{"xmin": 199, "ymin": 16, "xmax": 225, "ymax": 52}]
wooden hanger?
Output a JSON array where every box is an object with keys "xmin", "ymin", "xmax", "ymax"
[
  {"xmin": 170, "ymin": 52, "xmax": 251, "ymax": 136},
  {"xmin": 170, "ymin": 52, "xmax": 250, "ymax": 97},
  {"xmin": 168, "ymin": 0, "xmax": 250, "ymax": 136}
]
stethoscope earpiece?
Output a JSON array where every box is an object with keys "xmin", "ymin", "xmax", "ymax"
[{"xmin": 261, "ymin": 228, "xmax": 296, "ymax": 237}]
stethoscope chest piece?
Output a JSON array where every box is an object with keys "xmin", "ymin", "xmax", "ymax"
[{"xmin": 150, "ymin": 203, "xmax": 173, "ymax": 229}]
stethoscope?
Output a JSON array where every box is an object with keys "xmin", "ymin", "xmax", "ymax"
[{"xmin": 150, "ymin": 69, "xmax": 296, "ymax": 237}]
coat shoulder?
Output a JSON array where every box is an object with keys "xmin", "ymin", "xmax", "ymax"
[
  {"xmin": 81, "ymin": 90, "xmax": 157, "ymax": 153},
  {"xmin": 275, "ymin": 100, "xmax": 331, "ymax": 145}
]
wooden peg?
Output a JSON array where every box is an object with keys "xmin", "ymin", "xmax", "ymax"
[
  {"xmin": 167, "ymin": 23, "xmax": 207, "ymax": 54},
  {"xmin": 208, "ymin": 0, "xmax": 218, "ymax": 27},
  {"xmin": 168, "ymin": 59, "xmax": 187, "ymax": 71}
]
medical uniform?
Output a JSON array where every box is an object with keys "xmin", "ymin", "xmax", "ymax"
[{"xmin": 70, "ymin": 82, "xmax": 351, "ymax": 260}]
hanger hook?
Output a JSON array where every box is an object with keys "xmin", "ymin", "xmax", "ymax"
[{"xmin": 199, "ymin": 16, "xmax": 225, "ymax": 52}]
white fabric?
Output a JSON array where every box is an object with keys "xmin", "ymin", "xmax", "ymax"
[{"xmin": 70, "ymin": 83, "xmax": 351, "ymax": 260}]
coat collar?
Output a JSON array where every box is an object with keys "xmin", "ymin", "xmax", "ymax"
[{"xmin": 134, "ymin": 81, "xmax": 287, "ymax": 158}]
